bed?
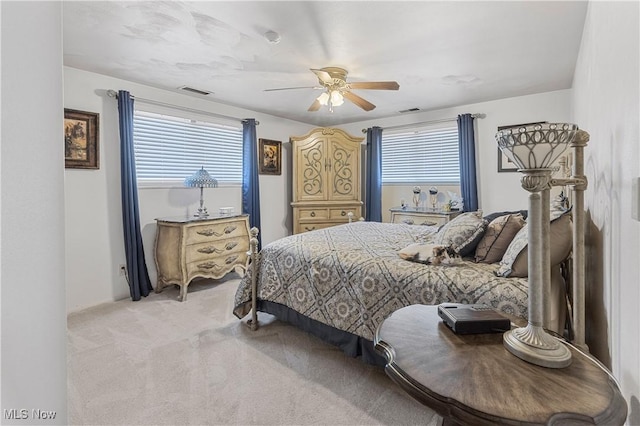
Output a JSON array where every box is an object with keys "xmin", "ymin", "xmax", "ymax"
[{"xmin": 233, "ymin": 211, "xmax": 570, "ymax": 365}]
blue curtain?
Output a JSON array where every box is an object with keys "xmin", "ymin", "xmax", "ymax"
[
  {"xmin": 117, "ymin": 90, "xmax": 152, "ymax": 301},
  {"xmin": 457, "ymin": 113, "xmax": 479, "ymax": 212},
  {"xmin": 241, "ymin": 119, "xmax": 261, "ymax": 247},
  {"xmin": 365, "ymin": 126, "xmax": 383, "ymax": 222}
]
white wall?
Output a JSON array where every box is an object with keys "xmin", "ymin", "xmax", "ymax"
[
  {"xmin": 571, "ymin": 1, "xmax": 640, "ymax": 422},
  {"xmin": 1, "ymin": 2, "xmax": 67, "ymax": 423},
  {"xmin": 343, "ymin": 89, "xmax": 573, "ymax": 217},
  {"xmin": 64, "ymin": 67, "xmax": 310, "ymax": 312}
]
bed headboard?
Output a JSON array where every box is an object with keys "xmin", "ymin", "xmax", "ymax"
[{"xmin": 551, "ymin": 129, "xmax": 589, "ymax": 351}]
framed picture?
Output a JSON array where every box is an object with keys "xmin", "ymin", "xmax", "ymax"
[
  {"xmin": 496, "ymin": 122, "xmax": 547, "ymax": 173},
  {"xmin": 64, "ymin": 108, "xmax": 99, "ymax": 169},
  {"xmin": 497, "ymin": 149, "xmax": 518, "ymax": 172},
  {"xmin": 259, "ymin": 138, "xmax": 281, "ymax": 175}
]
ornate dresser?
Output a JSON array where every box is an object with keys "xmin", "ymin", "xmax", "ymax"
[
  {"xmin": 389, "ymin": 207, "xmax": 461, "ymax": 227},
  {"xmin": 154, "ymin": 214, "xmax": 250, "ymax": 301},
  {"xmin": 290, "ymin": 127, "xmax": 363, "ymax": 234}
]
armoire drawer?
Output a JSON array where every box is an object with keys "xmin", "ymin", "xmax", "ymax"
[{"xmin": 298, "ymin": 208, "xmax": 329, "ymax": 220}]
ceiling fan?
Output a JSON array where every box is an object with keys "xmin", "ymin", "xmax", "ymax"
[{"xmin": 264, "ymin": 67, "xmax": 399, "ymax": 112}]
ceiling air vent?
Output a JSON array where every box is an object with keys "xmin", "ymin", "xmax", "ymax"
[
  {"xmin": 178, "ymin": 86, "xmax": 212, "ymax": 96},
  {"xmin": 399, "ymin": 108, "xmax": 421, "ymax": 113}
]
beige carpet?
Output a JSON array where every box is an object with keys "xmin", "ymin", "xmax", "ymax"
[{"xmin": 67, "ymin": 276, "xmax": 439, "ymax": 425}]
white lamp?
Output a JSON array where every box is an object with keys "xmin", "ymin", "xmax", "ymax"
[
  {"xmin": 317, "ymin": 92, "xmax": 330, "ymax": 105},
  {"xmin": 495, "ymin": 122, "xmax": 579, "ymax": 368},
  {"xmin": 330, "ymin": 90, "xmax": 344, "ymax": 106},
  {"xmin": 316, "ymin": 90, "xmax": 344, "ymax": 112},
  {"xmin": 184, "ymin": 167, "xmax": 218, "ymax": 218}
]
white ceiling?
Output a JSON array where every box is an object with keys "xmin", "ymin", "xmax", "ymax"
[{"xmin": 63, "ymin": 1, "xmax": 588, "ymax": 127}]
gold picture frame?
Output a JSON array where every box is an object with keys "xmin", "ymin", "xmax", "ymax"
[
  {"xmin": 259, "ymin": 138, "xmax": 281, "ymax": 175},
  {"xmin": 65, "ymin": 108, "xmax": 99, "ymax": 169}
]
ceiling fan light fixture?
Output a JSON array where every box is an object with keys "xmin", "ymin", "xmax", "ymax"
[
  {"xmin": 317, "ymin": 91, "xmax": 330, "ymax": 105},
  {"xmin": 330, "ymin": 90, "xmax": 344, "ymax": 106}
]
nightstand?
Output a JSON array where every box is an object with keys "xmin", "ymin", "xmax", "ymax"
[
  {"xmin": 375, "ymin": 305, "xmax": 627, "ymax": 425},
  {"xmin": 389, "ymin": 207, "xmax": 460, "ymax": 227},
  {"xmin": 154, "ymin": 214, "xmax": 250, "ymax": 301}
]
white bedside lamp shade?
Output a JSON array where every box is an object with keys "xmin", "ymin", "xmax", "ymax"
[{"xmin": 184, "ymin": 167, "xmax": 218, "ymax": 218}]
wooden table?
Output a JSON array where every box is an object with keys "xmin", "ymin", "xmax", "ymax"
[{"xmin": 374, "ymin": 305, "xmax": 627, "ymax": 425}]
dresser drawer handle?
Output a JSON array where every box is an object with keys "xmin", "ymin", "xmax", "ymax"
[
  {"xmin": 402, "ymin": 219, "xmax": 415, "ymax": 225},
  {"xmin": 197, "ymin": 255, "xmax": 239, "ymax": 270},
  {"xmin": 197, "ymin": 261, "xmax": 221, "ymax": 270},
  {"xmin": 341, "ymin": 211, "xmax": 346, "ymax": 216},
  {"xmin": 310, "ymin": 211, "xmax": 316, "ymax": 217},
  {"xmin": 197, "ymin": 246, "xmax": 223, "ymax": 254},
  {"xmin": 196, "ymin": 225, "xmax": 237, "ymax": 238},
  {"xmin": 225, "ymin": 241, "xmax": 238, "ymax": 251},
  {"xmin": 304, "ymin": 226, "xmax": 316, "ymax": 232},
  {"xmin": 422, "ymin": 221, "xmax": 438, "ymax": 226},
  {"xmin": 197, "ymin": 229, "xmax": 222, "ymax": 237}
]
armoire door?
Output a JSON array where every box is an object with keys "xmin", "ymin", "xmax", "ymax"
[
  {"xmin": 327, "ymin": 135, "xmax": 360, "ymax": 201},
  {"xmin": 293, "ymin": 135, "xmax": 329, "ymax": 202}
]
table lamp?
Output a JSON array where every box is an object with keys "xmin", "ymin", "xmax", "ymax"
[{"xmin": 184, "ymin": 167, "xmax": 218, "ymax": 218}]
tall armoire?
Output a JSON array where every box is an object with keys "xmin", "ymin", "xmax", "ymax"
[{"xmin": 291, "ymin": 127, "xmax": 364, "ymax": 234}]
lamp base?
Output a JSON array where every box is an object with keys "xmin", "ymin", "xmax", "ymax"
[
  {"xmin": 194, "ymin": 207, "xmax": 209, "ymax": 218},
  {"xmin": 503, "ymin": 324, "xmax": 571, "ymax": 368}
]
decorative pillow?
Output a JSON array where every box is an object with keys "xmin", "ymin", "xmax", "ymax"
[
  {"xmin": 432, "ymin": 211, "xmax": 487, "ymax": 257},
  {"xmin": 483, "ymin": 210, "xmax": 528, "ymax": 223},
  {"xmin": 496, "ymin": 212, "xmax": 572, "ymax": 277},
  {"xmin": 474, "ymin": 213, "xmax": 525, "ymax": 264}
]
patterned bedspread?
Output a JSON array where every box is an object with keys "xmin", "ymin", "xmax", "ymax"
[{"xmin": 233, "ymin": 221, "xmax": 528, "ymax": 341}]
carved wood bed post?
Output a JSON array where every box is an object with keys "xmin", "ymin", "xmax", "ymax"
[
  {"xmin": 551, "ymin": 129, "xmax": 589, "ymax": 351},
  {"xmin": 247, "ymin": 227, "xmax": 260, "ymax": 331}
]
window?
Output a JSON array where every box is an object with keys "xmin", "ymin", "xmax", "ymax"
[
  {"xmin": 381, "ymin": 126, "xmax": 460, "ymax": 184},
  {"xmin": 133, "ymin": 110, "xmax": 243, "ymax": 186}
]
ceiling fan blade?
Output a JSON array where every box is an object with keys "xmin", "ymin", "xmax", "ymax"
[
  {"xmin": 310, "ymin": 68, "xmax": 333, "ymax": 85},
  {"xmin": 348, "ymin": 81, "xmax": 400, "ymax": 90},
  {"xmin": 343, "ymin": 91, "xmax": 376, "ymax": 111},
  {"xmin": 308, "ymin": 99, "xmax": 322, "ymax": 112},
  {"xmin": 264, "ymin": 86, "xmax": 322, "ymax": 92}
]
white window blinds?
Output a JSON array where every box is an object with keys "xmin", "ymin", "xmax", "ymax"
[
  {"xmin": 381, "ymin": 126, "xmax": 460, "ymax": 184},
  {"xmin": 133, "ymin": 110, "xmax": 242, "ymax": 186}
]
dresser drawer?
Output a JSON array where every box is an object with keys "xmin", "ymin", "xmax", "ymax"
[
  {"xmin": 185, "ymin": 237, "xmax": 249, "ymax": 264},
  {"xmin": 329, "ymin": 207, "xmax": 360, "ymax": 220},
  {"xmin": 187, "ymin": 252, "xmax": 248, "ymax": 277},
  {"xmin": 185, "ymin": 220, "xmax": 248, "ymax": 245},
  {"xmin": 298, "ymin": 222, "xmax": 337, "ymax": 233},
  {"xmin": 298, "ymin": 208, "xmax": 329, "ymax": 220},
  {"xmin": 392, "ymin": 213, "xmax": 443, "ymax": 227}
]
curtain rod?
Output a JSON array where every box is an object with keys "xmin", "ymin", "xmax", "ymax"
[
  {"xmin": 106, "ymin": 89, "xmax": 259, "ymax": 125},
  {"xmin": 361, "ymin": 113, "xmax": 485, "ymax": 133}
]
